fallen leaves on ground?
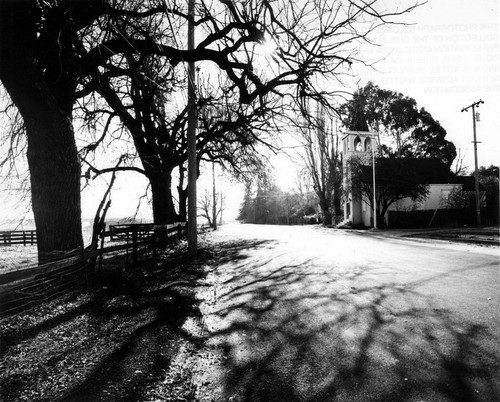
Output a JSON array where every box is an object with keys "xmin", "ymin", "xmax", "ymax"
[{"xmin": 0, "ymin": 238, "xmax": 223, "ymax": 402}]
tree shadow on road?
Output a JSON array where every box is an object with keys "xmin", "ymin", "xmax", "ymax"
[{"xmin": 207, "ymin": 239, "xmax": 499, "ymax": 402}]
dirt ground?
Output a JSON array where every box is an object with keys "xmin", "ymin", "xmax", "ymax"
[{"xmin": 0, "ymin": 236, "xmax": 226, "ymax": 402}]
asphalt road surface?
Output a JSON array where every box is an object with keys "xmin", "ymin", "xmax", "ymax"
[{"xmin": 201, "ymin": 223, "xmax": 499, "ymax": 402}]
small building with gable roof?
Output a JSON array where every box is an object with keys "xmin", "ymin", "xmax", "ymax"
[{"xmin": 340, "ymin": 106, "xmax": 478, "ymax": 228}]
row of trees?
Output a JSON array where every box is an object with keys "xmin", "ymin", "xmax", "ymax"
[
  {"xmin": 0, "ymin": 0, "xmax": 423, "ymax": 260},
  {"xmin": 238, "ymin": 177, "xmax": 319, "ymax": 225}
]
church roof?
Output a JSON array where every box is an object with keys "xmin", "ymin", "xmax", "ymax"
[
  {"xmin": 361, "ymin": 158, "xmax": 483, "ymax": 188},
  {"xmin": 397, "ymin": 158, "xmax": 455, "ymax": 184},
  {"xmin": 453, "ymin": 175, "xmax": 482, "ymax": 191},
  {"xmin": 365, "ymin": 158, "xmax": 456, "ymax": 184}
]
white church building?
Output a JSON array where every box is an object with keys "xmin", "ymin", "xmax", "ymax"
[{"xmin": 340, "ymin": 122, "xmax": 466, "ymax": 229}]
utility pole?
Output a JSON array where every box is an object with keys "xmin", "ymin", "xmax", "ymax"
[
  {"xmin": 212, "ymin": 161, "xmax": 217, "ymax": 230},
  {"xmin": 371, "ymin": 135, "xmax": 377, "ymax": 229},
  {"xmin": 461, "ymin": 99, "xmax": 484, "ymax": 226},
  {"xmin": 187, "ymin": 0, "xmax": 197, "ymax": 254}
]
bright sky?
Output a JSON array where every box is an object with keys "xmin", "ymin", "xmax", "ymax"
[
  {"xmin": 2, "ymin": 0, "xmax": 498, "ymax": 224},
  {"xmin": 272, "ymin": 0, "xmax": 499, "ymax": 192},
  {"xmin": 355, "ymin": 0, "xmax": 499, "ymax": 171}
]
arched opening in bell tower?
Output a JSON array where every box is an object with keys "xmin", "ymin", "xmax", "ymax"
[{"xmin": 354, "ymin": 136, "xmax": 362, "ymax": 152}]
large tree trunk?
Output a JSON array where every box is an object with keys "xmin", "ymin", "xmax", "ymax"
[
  {"xmin": 24, "ymin": 107, "xmax": 83, "ymax": 262},
  {"xmin": 176, "ymin": 164, "xmax": 188, "ymax": 222},
  {"xmin": 319, "ymin": 197, "xmax": 333, "ymax": 226},
  {"xmin": 149, "ymin": 171, "xmax": 179, "ymax": 224},
  {"xmin": 321, "ymin": 208, "xmax": 333, "ymax": 227},
  {"xmin": 1, "ymin": 83, "xmax": 84, "ymax": 263},
  {"xmin": 332, "ymin": 191, "xmax": 342, "ymax": 224},
  {"xmin": 0, "ymin": 0, "xmax": 83, "ymax": 263}
]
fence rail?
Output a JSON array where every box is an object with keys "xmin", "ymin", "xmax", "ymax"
[
  {"xmin": 0, "ymin": 230, "xmax": 37, "ymax": 245},
  {"xmin": 106, "ymin": 222, "xmax": 185, "ymax": 242},
  {"xmin": 0, "ymin": 222, "xmax": 187, "ymax": 317},
  {"xmin": 99, "ymin": 222, "xmax": 187, "ymax": 264}
]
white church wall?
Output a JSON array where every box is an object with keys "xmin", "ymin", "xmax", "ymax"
[
  {"xmin": 388, "ymin": 183, "xmax": 462, "ymax": 212},
  {"xmin": 361, "ymin": 198, "xmax": 372, "ymax": 227}
]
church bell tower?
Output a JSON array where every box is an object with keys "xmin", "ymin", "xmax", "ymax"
[{"xmin": 341, "ymin": 103, "xmax": 377, "ymax": 227}]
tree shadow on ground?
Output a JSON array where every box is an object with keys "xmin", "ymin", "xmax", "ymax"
[
  {"xmin": 207, "ymin": 239, "xmax": 499, "ymax": 402},
  {"xmin": 0, "ymin": 251, "xmax": 208, "ymax": 401},
  {"xmin": 57, "ymin": 291, "xmax": 201, "ymax": 401},
  {"xmin": 55, "ymin": 239, "xmax": 271, "ymax": 401}
]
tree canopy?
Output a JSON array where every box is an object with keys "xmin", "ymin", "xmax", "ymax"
[
  {"xmin": 238, "ymin": 178, "xmax": 319, "ymax": 226},
  {"xmin": 0, "ymin": 0, "xmax": 422, "ymax": 259},
  {"xmin": 478, "ymin": 165, "xmax": 499, "ymax": 183},
  {"xmin": 347, "ymin": 156, "xmax": 433, "ymax": 221},
  {"xmin": 342, "ymin": 82, "xmax": 456, "ymax": 167}
]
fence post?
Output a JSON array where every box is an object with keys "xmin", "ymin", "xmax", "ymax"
[
  {"xmin": 98, "ymin": 234, "xmax": 105, "ymax": 272},
  {"xmin": 132, "ymin": 227, "xmax": 138, "ymax": 265},
  {"xmin": 80, "ymin": 246, "xmax": 90, "ymax": 288},
  {"xmin": 152, "ymin": 226, "xmax": 159, "ymax": 261},
  {"xmin": 152, "ymin": 233, "xmax": 157, "ymax": 260}
]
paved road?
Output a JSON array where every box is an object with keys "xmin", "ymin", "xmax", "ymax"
[{"xmin": 201, "ymin": 223, "xmax": 499, "ymax": 402}]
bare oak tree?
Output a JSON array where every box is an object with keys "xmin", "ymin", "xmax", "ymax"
[
  {"xmin": 0, "ymin": 0, "xmax": 421, "ymax": 260},
  {"xmin": 0, "ymin": 1, "xmax": 98, "ymax": 260},
  {"xmin": 198, "ymin": 188, "xmax": 225, "ymax": 229},
  {"xmin": 78, "ymin": 0, "xmax": 421, "ymax": 224}
]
